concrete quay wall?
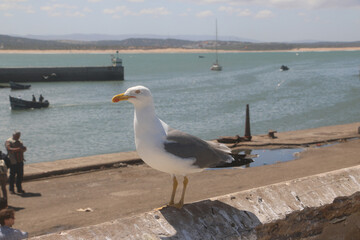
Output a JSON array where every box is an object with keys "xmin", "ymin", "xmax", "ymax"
[
  {"xmin": 0, "ymin": 66, "xmax": 124, "ymax": 82},
  {"xmin": 31, "ymin": 165, "xmax": 360, "ymax": 240}
]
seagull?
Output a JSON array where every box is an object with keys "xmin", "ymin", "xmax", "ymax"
[{"xmin": 112, "ymin": 86, "xmax": 240, "ymax": 208}]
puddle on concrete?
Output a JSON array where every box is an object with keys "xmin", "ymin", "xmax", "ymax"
[
  {"xmin": 243, "ymin": 139, "xmax": 356, "ymax": 168},
  {"xmin": 208, "ymin": 148, "xmax": 304, "ymax": 171},
  {"xmin": 243, "ymin": 148, "xmax": 304, "ymax": 168},
  {"xmin": 210, "ymin": 139, "xmax": 355, "ymax": 170}
]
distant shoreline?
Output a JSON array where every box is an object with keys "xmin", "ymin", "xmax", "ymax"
[{"xmin": 1, "ymin": 47, "xmax": 360, "ymax": 54}]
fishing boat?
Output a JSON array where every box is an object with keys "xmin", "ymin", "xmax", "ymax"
[
  {"xmin": 280, "ymin": 65, "xmax": 289, "ymax": 71},
  {"xmin": 9, "ymin": 81, "xmax": 31, "ymax": 90},
  {"xmin": 210, "ymin": 19, "xmax": 222, "ymax": 71},
  {"xmin": 0, "ymin": 83, "xmax": 10, "ymax": 88},
  {"xmin": 9, "ymin": 96, "xmax": 49, "ymax": 110}
]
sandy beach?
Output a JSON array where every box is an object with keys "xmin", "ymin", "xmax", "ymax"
[{"xmin": 1, "ymin": 47, "xmax": 360, "ymax": 54}]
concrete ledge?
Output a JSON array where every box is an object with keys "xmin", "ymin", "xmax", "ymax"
[
  {"xmin": 231, "ymin": 122, "xmax": 360, "ymax": 149},
  {"xmin": 23, "ymin": 122, "xmax": 359, "ymax": 181},
  {"xmin": 31, "ymin": 165, "xmax": 360, "ymax": 239},
  {"xmin": 24, "ymin": 151, "xmax": 142, "ymax": 181}
]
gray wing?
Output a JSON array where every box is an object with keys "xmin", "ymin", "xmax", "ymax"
[{"xmin": 163, "ymin": 128, "xmax": 234, "ymax": 168}]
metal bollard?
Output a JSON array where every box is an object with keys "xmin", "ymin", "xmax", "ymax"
[{"xmin": 244, "ymin": 104, "xmax": 252, "ymax": 141}]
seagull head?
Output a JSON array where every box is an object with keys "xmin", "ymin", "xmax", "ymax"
[{"xmin": 112, "ymin": 85, "xmax": 153, "ymax": 108}]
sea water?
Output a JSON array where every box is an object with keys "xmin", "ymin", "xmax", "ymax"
[{"xmin": 0, "ymin": 51, "xmax": 359, "ymax": 164}]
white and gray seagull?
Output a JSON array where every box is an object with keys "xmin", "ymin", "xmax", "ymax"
[{"xmin": 112, "ymin": 85, "xmax": 238, "ymax": 208}]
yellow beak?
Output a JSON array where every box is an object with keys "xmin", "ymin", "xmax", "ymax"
[{"xmin": 112, "ymin": 93, "xmax": 130, "ymax": 103}]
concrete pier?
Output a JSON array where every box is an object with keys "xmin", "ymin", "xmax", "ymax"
[
  {"xmin": 23, "ymin": 122, "xmax": 360, "ymax": 181},
  {"xmin": 30, "ymin": 165, "xmax": 360, "ymax": 239},
  {"xmin": 0, "ymin": 66, "xmax": 124, "ymax": 82},
  {"xmin": 5, "ymin": 122, "xmax": 359, "ymax": 239}
]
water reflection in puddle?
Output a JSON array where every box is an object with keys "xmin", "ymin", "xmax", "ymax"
[
  {"xmin": 210, "ymin": 140, "xmax": 348, "ymax": 170},
  {"xmin": 207, "ymin": 148, "xmax": 304, "ymax": 171},
  {"xmin": 242, "ymin": 148, "xmax": 304, "ymax": 168}
]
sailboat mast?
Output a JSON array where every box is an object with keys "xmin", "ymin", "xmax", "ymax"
[
  {"xmin": 210, "ymin": 18, "xmax": 222, "ymax": 71},
  {"xmin": 215, "ymin": 19, "xmax": 218, "ymax": 64}
]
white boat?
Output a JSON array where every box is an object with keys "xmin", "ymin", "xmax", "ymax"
[
  {"xmin": 210, "ymin": 62, "xmax": 222, "ymax": 71},
  {"xmin": 211, "ymin": 19, "xmax": 222, "ymax": 71}
]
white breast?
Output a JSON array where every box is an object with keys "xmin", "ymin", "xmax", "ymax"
[{"xmin": 134, "ymin": 110, "xmax": 202, "ymax": 175}]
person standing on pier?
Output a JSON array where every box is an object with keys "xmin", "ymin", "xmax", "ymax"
[
  {"xmin": 0, "ymin": 151, "xmax": 9, "ymax": 203},
  {"xmin": 5, "ymin": 131, "xmax": 27, "ymax": 194}
]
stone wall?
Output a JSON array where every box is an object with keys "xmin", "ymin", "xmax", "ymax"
[{"xmin": 31, "ymin": 165, "xmax": 360, "ymax": 240}]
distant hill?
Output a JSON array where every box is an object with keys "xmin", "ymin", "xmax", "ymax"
[
  {"xmin": 18, "ymin": 33, "xmax": 256, "ymax": 42},
  {"xmin": 1, "ymin": 34, "xmax": 359, "ymax": 51}
]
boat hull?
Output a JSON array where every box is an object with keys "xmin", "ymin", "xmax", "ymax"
[
  {"xmin": 0, "ymin": 66, "xmax": 124, "ymax": 83},
  {"xmin": 211, "ymin": 64, "xmax": 222, "ymax": 71},
  {"xmin": 9, "ymin": 96, "xmax": 49, "ymax": 110},
  {"xmin": 10, "ymin": 81, "xmax": 31, "ymax": 90}
]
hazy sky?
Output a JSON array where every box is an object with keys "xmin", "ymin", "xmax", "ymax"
[{"xmin": 1, "ymin": 0, "xmax": 360, "ymax": 42}]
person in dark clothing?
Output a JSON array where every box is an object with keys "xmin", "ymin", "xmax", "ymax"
[
  {"xmin": 0, "ymin": 151, "xmax": 9, "ymax": 202},
  {"xmin": 5, "ymin": 131, "xmax": 27, "ymax": 194},
  {"xmin": 0, "ymin": 198, "xmax": 7, "ymax": 211},
  {"xmin": 39, "ymin": 94, "xmax": 44, "ymax": 102}
]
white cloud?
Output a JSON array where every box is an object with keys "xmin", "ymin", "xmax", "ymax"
[
  {"xmin": 40, "ymin": 4, "xmax": 87, "ymax": 17},
  {"xmin": 201, "ymin": 0, "xmax": 229, "ymax": 3},
  {"xmin": 194, "ymin": 0, "xmax": 360, "ymax": 9},
  {"xmin": 139, "ymin": 7, "xmax": 170, "ymax": 15},
  {"xmin": 268, "ymin": 0, "xmax": 360, "ymax": 9},
  {"xmin": 104, "ymin": 6, "xmax": 170, "ymax": 17},
  {"xmin": 0, "ymin": 0, "xmax": 28, "ymax": 2},
  {"xmin": 196, "ymin": 10, "xmax": 213, "ymax": 17},
  {"xmin": 297, "ymin": 12, "xmax": 306, "ymax": 16},
  {"xmin": 0, "ymin": 2, "xmax": 34, "ymax": 13},
  {"xmin": 276, "ymin": 0, "xmax": 359, "ymax": 9},
  {"xmin": 239, "ymin": 9, "xmax": 252, "ymax": 16},
  {"xmin": 255, "ymin": 9, "xmax": 274, "ymax": 18},
  {"xmin": 0, "ymin": 3, "xmax": 12, "ymax": 11},
  {"xmin": 103, "ymin": 6, "xmax": 127, "ymax": 15},
  {"xmin": 70, "ymin": 11, "xmax": 85, "ymax": 17},
  {"xmin": 41, "ymin": 4, "xmax": 76, "ymax": 12},
  {"xmin": 83, "ymin": 7, "xmax": 92, "ymax": 13},
  {"xmin": 218, "ymin": 6, "xmax": 234, "ymax": 13},
  {"xmin": 219, "ymin": 6, "xmax": 251, "ymax": 16},
  {"xmin": 179, "ymin": 8, "xmax": 192, "ymax": 16}
]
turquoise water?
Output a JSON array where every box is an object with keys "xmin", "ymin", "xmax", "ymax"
[{"xmin": 0, "ymin": 51, "xmax": 359, "ymax": 164}]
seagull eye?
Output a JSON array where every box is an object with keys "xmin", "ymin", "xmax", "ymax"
[{"xmin": 135, "ymin": 90, "xmax": 141, "ymax": 94}]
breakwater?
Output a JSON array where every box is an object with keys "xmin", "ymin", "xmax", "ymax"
[{"xmin": 0, "ymin": 65, "xmax": 124, "ymax": 82}]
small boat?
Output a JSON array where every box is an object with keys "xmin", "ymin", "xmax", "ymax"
[
  {"xmin": 0, "ymin": 83, "xmax": 10, "ymax": 88},
  {"xmin": 210, "ymin": 63, "xmax": 222, "ymax": 71},
  {"xmin": 9, "ymin": 96, "xmax": 49, "ymax": 110},
  {"xmin": 280, "ymin": 65, "xmax": 289, "ymax": 71},
  {"xmin": 9, "ymin": 81, "xmax": 31, "ymax": 90},
  {"xmin": 211, "ymin": 19, "xmax": 222, "ymax": 71}
]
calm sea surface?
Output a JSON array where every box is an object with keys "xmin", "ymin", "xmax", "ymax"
[{"xmin": 0, "ymin": 51, "xmax": 359, "ymax": 164}]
